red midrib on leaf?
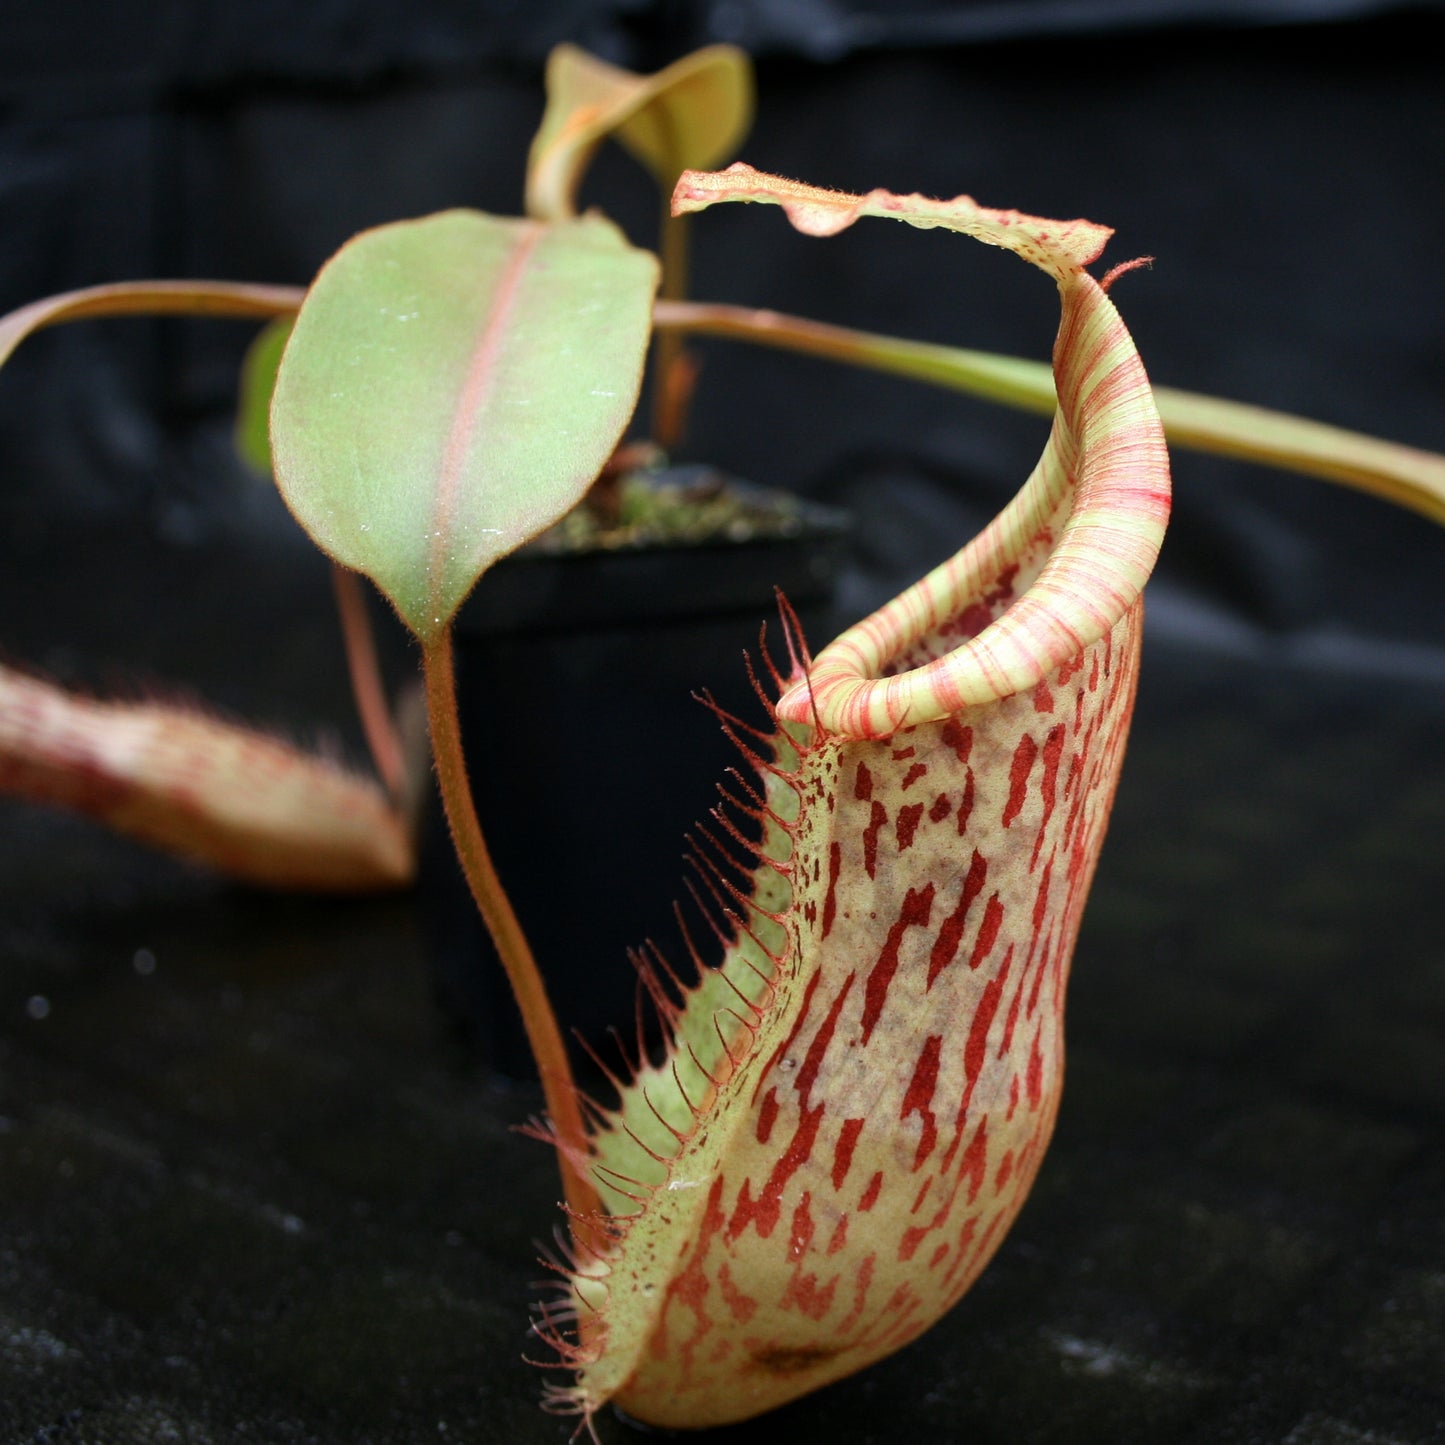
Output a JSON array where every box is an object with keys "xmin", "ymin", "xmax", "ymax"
[{"xmin": 427, "ymin": 221, "xmax": 544, "ymax": 614}]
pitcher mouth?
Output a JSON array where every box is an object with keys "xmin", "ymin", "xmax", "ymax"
[{"xmin": 773, "ymin": 269, "xmax": 1170, "ymax": 740}]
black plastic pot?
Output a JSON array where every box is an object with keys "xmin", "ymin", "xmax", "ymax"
[{"xmin": 420, "ymin": 472, "xmax": 849, "ymax": 1080}]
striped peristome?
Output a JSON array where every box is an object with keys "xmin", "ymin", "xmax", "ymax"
[{"xmin": 539, "ymin": 170, "xmax": 1171, "ymax": 1431}]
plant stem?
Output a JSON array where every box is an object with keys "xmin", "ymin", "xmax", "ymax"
[
  {"xmin": 652, "ymin": 299, "xmax": 1445, "ymax": 525},
  {"xmin": 421, "ymin": 629, "xmax": 602, "ymax": 1232},
  {"xmin": 331, "ymin": 565, "xmax": 407, "ymax": 804},
  {"xmin": 0, "ymin": 281, "xmax": 305, "ymax": 369},
  {"xmin": 653, "ymin": 299, "xmax": 1054, "ymax": 411},
  {"xmin": 650, "ymin": 207, "xmax": 693, "ymax": 451}
]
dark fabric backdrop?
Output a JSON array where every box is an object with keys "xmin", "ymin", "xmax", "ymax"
[
  {"xmin": 2, "ymin": 0, "xmax": 1443, "ymax": 717},
  {"xmin": 3, "ymin": 7, "xmax": 1445, "ymax": 1442}
]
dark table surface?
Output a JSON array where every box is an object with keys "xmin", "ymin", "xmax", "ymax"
[{"xmin": 3, "ymin": 619, "xmax": 1443, "ymax": 1444}]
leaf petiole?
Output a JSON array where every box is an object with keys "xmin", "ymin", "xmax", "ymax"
[
  {"xmin": 420, "ymin": 628, "xmax": 601, "ymax": 1231},
  {"xmin": 652, "ymin": 299, "xmax": 1445, "ymax": 524}
]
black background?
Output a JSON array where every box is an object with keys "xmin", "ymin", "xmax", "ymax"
[
  {"xmin": 2, "ymin": 3, "xmax": 1443, "ymax": 1442},
  {"xmin": 3, "ymin": 0, "xmax": 1444, "ymax": 689}
]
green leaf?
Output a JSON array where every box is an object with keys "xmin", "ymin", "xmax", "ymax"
[
  {"xmin": 269, "ymin": 209, "xmax": 659, "ymax": 641},
  {"xmin": 235, "ymin": 316, "xmax": 293, "ymax": 475},
  {"xmin": 526, "ymin": 44, "xmax": 753, "ymax": 221}
]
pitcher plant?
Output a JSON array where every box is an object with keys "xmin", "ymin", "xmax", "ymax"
[{"xmin": 2, "ymin": 43, "xmax": 1443, "ymax": 1436}]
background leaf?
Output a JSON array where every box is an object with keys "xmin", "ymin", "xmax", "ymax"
[
  {"xmin": 526, "ymin": 44, "xmax": 753, "ymax": 221},
  {"xmin": 235, "ymin": 316, "xmax": 294, "ymax": 475},
  {"xmin": 270, "ymin": 209, "xmax": 658, "ymax": 641}
]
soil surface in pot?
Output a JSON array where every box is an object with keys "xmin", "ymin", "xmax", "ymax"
[{"xmin": 527, "ymin": 461, "xmax": 831, "ymax": 555}]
